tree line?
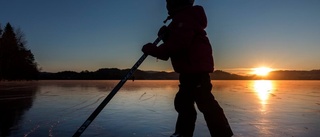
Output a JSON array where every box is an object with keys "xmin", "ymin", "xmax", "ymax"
[
  {"xmin": 39, "ymin": 68, "xmax": 320, "ymax": 80},
  {"xmin": 40, "ymin": 68, "xmax": 179, "ymax": 80},
  {"xmin": 0, "ymin": 23, "xmax": 39, "ymax": 80}
]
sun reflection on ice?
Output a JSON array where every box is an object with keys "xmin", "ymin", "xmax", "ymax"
[{"xmin": 253, "ymin": 80, "xmax": 273, "ymax": 112}]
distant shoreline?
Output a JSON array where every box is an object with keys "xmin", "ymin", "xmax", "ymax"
[{"xmin": 38, "ymin": 68, "xmax": 320, "ymax": 80}]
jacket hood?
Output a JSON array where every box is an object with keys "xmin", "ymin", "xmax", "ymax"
[{"xmin": 190, "ymin": 6, "xmax": 207, "ymax": 29}]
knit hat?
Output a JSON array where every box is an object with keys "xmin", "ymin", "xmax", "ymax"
[
  {"xmin": 166, "ymin": 0, "xmax": 194, "ymax": 7},
  {"xmin": 164, "ymin": 0, "xmax": 195, "ymax": 23}
]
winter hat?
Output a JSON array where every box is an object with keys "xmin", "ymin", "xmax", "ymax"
[
  {"xmin": 166, "ymin": 0, "xmax": 194, "ymax": 7},
  {"xmin": 164, "ymin": 0, "xmax": 195, "ymax": 23},
  {"xmin": 166, "ymin": 0, "xmax": 194, "ymax": 9}
]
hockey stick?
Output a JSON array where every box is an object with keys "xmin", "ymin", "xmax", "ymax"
[{"xmin": 72, "ymin": 36, "xmax": 162, "ymax": 137}]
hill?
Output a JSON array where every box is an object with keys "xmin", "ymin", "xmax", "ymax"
[
  {"xmin": 265, "ymin": 70, "xmax": 320, "ymax": 80},
  {"xmin": 39, "ymin": 68, "xmax": 320, "ymax": 80}
]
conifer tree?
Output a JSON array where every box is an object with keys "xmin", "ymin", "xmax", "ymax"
[
  {"xmin": 0, "ymin": 24, "xmax": 2, "ymax": 79},
  {"xmin": 0, "ymin": 23, "xmax": 39, "ymax": 80},
  {"xmin": 0, "ymin": 23, "xmax": 2, "ymax": 35}
]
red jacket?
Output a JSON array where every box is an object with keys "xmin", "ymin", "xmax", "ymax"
[{"xmin": 152, "ymin": 6, "xmax": 214, "ymax": 73}]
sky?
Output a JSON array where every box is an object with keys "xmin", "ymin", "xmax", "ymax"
[{"xmin": 1, "ymin": 0, "xmax": 320, "ymax": 74}]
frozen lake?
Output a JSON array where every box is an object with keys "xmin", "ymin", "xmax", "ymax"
[{"xmin": 0, "ymin": 80, "xmax": 319, "ymax": 137}]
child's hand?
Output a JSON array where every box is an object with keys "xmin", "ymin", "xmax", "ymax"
[
  {"xmin": 158, "ymin": 25, "xmax": 169, "ymax": 42},
  {"xmin": 142, "ymin": 43, "xmax": 157, "ymax": 55}
]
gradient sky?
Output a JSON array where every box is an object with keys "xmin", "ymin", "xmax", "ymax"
[{"xmin": 1, "ymin": 0, "xmax": 319, "ymax": 74}]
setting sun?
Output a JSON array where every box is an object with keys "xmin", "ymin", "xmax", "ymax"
[{"xmin": 253, "ymin": 67, "xmax": 272, "ymax": 76}]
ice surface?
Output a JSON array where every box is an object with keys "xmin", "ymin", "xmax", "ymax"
[{"xmin": 0, "ymin": 80, "xmax": 319, "ymax": 137}]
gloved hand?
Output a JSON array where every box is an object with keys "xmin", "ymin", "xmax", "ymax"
[
  {"xmin": 158, "ymin": 25, "xmax": 169, "ymax": 42},
  {"xmin": 142, "ymin": 43, "xmax": 157, "ymax": 55}
]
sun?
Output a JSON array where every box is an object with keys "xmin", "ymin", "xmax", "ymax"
[{"xmin": 253, "ymin": 67, "xmax": 272, "ymax": 76}]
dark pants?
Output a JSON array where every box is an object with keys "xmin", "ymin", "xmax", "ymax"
[{"xmin": 174, "ymin": 73, "xmax": 233, "ymax": 137}]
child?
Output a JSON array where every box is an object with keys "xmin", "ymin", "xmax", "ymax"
[{"xmin": 142, "ymin": 0, "xmax": 233, "ymax": 136}]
